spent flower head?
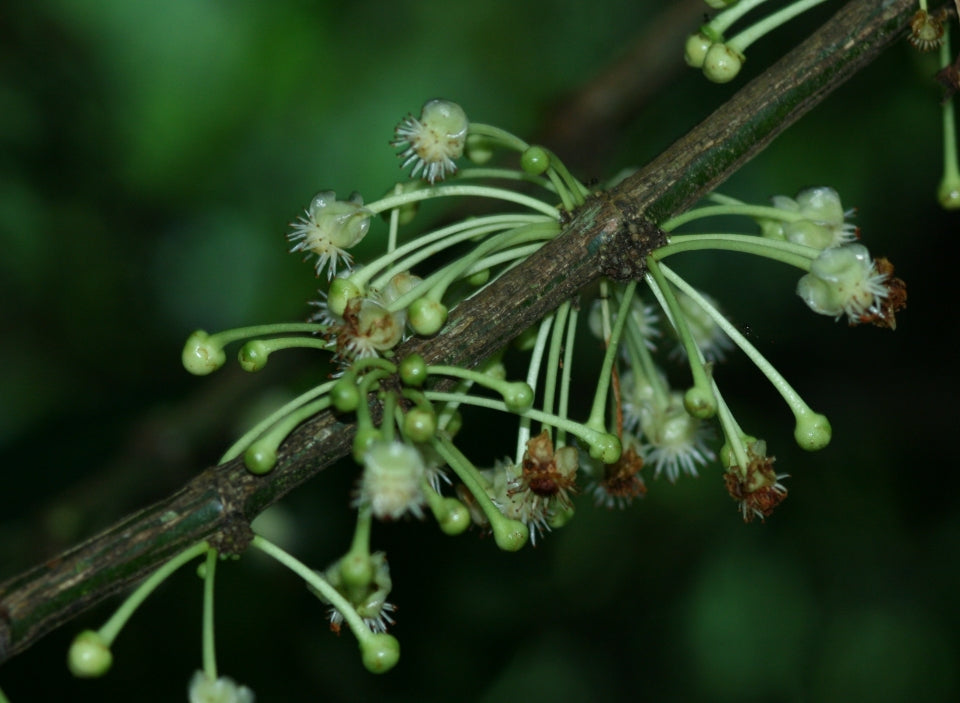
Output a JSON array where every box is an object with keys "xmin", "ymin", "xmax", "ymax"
[
  {"xmin": 586, "ymin": 435, "xmax": 647, "ymax": 509},
  {"xmin": 330, "ymin": 297, "xmax": 405, "ymax": 360},
  {"xmin": 796, "ymin": 243, "xmax": 890, "ymax": 323},
  {"xmin": 393, "ymin": 99, "xmax": 469, "ymax": 183},
  {"xmin": 722, "ymin": 438, "xmax": 788, "ymax": 523}
]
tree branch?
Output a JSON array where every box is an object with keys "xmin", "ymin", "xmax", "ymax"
[{"xmin": 0, "ymin": 0, "xmax": 916, "ymax": 666}]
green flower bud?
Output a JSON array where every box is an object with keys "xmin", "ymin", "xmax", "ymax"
[
  {"xmin": 938, "ymin": 176, "xmax": 960, "ymax": 210},
  {"xmin": 408, "ymin": 298, "xmax": 448, "ymax": 336},
  {"xmin": 684, "ymin": 32, "xmax": 714, "ymax": 68},
  {"xmin": 437, "ymin": 498, "xmax": 470, "ymax": 535},
  {"xmin": 702, "ymin": 43, "xmax": 744, "ymax": 83},
  {"xmin": 244, "ymin": 439, "xmax": 277, "ymax": 475},
  {"xmin": 399, "ymin": 354, "xmax": 428, "ymax": 387},
  {"xmin": 238, "ymin": 340, "xmax": 269, "ymax": 372},
  {"xmin": 68, "ymin": 630, "xmax": 112, "ymax": 678},
  {"xmin": 520, "ymin": 146, "xmax": 550, "ymax": 175},
  {"xmin": 588, "ymin": 433, "xmax": 622, "ymax": 464},
  {"xmin": 481, "ymin": 358, "xmax": 507, "ymax": 381},
  {"xmin": 352, "ymin": 428, "xmax": 382, "ymax": 464},
  {"xmin": 360, "ymin": 633, "xmax": 400, "ymax": 674},
  {"xmin": 492, "ymin": 517, "xmax": 529, "ymax": 552},
  {"xmin": 466, "ymin": 268, "xmax": 490, "ymax": 287},
  {"xmin": 512, "ymin": 326, "xmax": 538, "ymax": 351},
  {"xmin": 182, "ymin": 330, "xmax": 226, "ymax": 376},
  {"xmin": 502, "ymin": 382, "xmax": 535, "ymax": 412},
  {"xmin": 757, "ymin": 217, "xmax": 786, "ymax": 240},
  {"xmin": 332, "ymin": 376, "xmax": 361, "ymax": 412},
  {"xmin": 403, "ymin": 407, "xmax": 437, "ymax": 443},
  {"xmin": 794, "ymin": 412, "xmax": 831, "ymax": 451}
]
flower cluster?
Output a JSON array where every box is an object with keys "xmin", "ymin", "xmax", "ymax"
[{"xmin": 161, "ymin": 98, "xmax": 908, "ymax": 687}]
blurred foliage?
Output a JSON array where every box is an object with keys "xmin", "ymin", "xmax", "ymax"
[{"xmin": 1, "ymin": 1, "xmax": 958, "ymax": 701}]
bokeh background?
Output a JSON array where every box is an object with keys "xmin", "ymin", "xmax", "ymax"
[{"xmin": 2, "ymin": 1, "xmax": 958, "ymax": 701}]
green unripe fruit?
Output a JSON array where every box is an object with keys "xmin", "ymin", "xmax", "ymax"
[
  {"xmin": 521, "ymin": 146, "xmax": 550, "ymax": 175},
  {"xmin": 438, "ymin": 498, "xmax": 470, "ymax": 535},
  {"xmin": 352, "ymin": 428, "xmax": 382, "ymax": 463},
  {"xmin": 238, "ymin": 340, "xmax": 269, "ymax": 372},
  {"xmin": 589, "ymin": 433, "xmax": 622, "ymax": 464},
  {"xmin": 361, "ymin": 633, "xmax": 400, "ymax": 674},
  {"xmin": 182, "ymin": 330, "xmax": 225, "ymax": 375},
  {"xmin": 404, "ymin": 407, "xmax": 437, "ymax": 443},
  {"xmin": 332, "ymin": 376, "xmax": 361, "ymax": 412},
  {"xmin": 398, "ymin": 354, "xmax": 428, "ymax": 387},
  {"xmin": 328, "ymin": 277, "xmax": 362, "ymax": 317},
  {"xmin": 244, "ymin": 440, "xmax": 277, "ymax": 475},
  {"xmin": 408, "ymin": 298, "xmax": 448, "ymax": 336},
  {"xmin": 503, "ymin": 382, "xmax": 534, "ymax": 412},
  {"xmin": 68, "ymin": 630, "xmax": 112, "ymax": 678},
  {"xmin": 795, "ymin": 412, "xmax": 831, "ymax": 451}
]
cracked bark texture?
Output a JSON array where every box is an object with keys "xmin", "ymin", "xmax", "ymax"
[{"xmin": 0, "ymin": 0, "xmax": 919, "ymax": 666}]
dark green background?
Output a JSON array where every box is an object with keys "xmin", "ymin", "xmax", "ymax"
[{"xmin": 2, "ymin": 1, "xmax": 958, "ymax": 701}]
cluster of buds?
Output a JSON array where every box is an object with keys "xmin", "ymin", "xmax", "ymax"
[{"xmin": 685, "ymin": 0, "xmax": 830, "ymax": 83}]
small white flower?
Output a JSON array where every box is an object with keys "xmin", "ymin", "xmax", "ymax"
[
  {"xmin": 796, "ymin": 243, "xmax": 889, "ymax": 322},
  {"xmin": 393, "ymin": 99, "xmax": 469, "ymax": 184},
  {"xmin": 640, "ymin": 393, "xmax": 715, "ymax": 483},
  {"xmin": 288, "ymin": 191, "xmax": 371, "ymax": 279},
  {"xmin": 188, "ymin": 671, "xmax": 255, "ymax": 703},
  {"xmin": 354, "ymin": 441, "xmax": 426, "ymax": 520}
]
